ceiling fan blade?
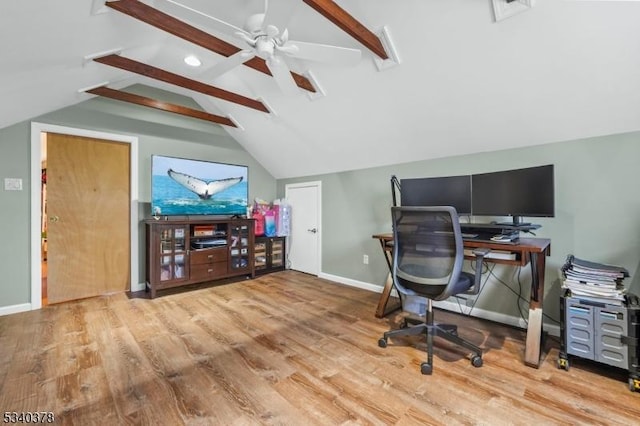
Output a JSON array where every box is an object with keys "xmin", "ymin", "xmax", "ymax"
[
  {"xmin": 285, "ymin": 41, "xmax": 361, "ymax": 66},
  {"xmin": 106, "ymin": 0, "xmax": 316, "ymax": 93},
  {"xmin": 266, "ymin": 56, "xmax": 299, "ymax": 96},
  {"xmin": 153, "ymin": 0, "xmax": 247, "ymax": 39},
  {"xmin": 263, "ymin": 0, "xmax": 298, "ymax": 35},
  {"xmin": 204, "ymin": 50, "xmax": 256, "ymax": 80}
]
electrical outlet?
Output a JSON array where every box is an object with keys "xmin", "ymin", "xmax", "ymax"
[
  {"xmin": 363, "ymin": 254, "xmax": 369, "ymax": 265},
  {"xmin": 4, "ymin": 178, "xmax": 22, "ymax": 191}
]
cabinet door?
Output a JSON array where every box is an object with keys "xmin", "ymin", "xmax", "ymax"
[
  {"xmin": 594, "ymin": 306, "xmax": 628, "ymax": 369},
  {"xmin": 229, "ymin": 222, "xmax": 252, "ymax": 273},
  {"xmin": 270, "ymin": 238, "xmax": 284, "ymax": 269},
  {"xmin": 254, "ymin": 239, "xmax": 267, "ymax": 271},
  {"xmin": 565, "ymin": 301, "xmax": 594, "ymax": 360},
  {"xmin": 158, "ymin": 225, "xmax": 189, "ymax": 283}
]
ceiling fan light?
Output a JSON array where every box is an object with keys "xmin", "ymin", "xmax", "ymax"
[
  {"xmin": 255, "ymin": 39, "xmax": 275, "ymax": 59},
  {"xmin": 184, "ymin": 55, "xmax": 201, "ymax": 67}
]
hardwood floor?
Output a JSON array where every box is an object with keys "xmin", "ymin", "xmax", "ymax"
[{"xmin": 1, "ymin": 271, "xmax": 638, "ymax": 425}]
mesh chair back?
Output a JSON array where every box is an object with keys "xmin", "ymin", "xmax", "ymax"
[{"xmin": 391, "ymin": 206, "xmax": 465, "ymax": 301}]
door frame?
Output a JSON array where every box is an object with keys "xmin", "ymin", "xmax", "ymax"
[
  {"xmin": 285, "ymin": 180, "xmax": 322, "ymax": 275},
  {"xmin": 30, "ymin": 122, "xmax": 140, "ymax": 310}
]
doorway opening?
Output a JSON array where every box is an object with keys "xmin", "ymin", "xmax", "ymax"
[{"xmin": 40, "ymin": 134, "xmax": 47, "ymax": 305}]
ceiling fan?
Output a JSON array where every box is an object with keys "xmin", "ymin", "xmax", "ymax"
[{"xmin": 159, "ymin": 0, "xmax": 362, "ymax": 95}]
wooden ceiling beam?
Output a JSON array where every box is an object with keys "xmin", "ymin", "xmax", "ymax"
[
  {"xmin": 303, "ymin": 0, "xmax": 388, "ymax": 60},
  {"xmin": 93, "ymin": 54, "xmax": 269, "ymax": 113},
  {"xmin": 86, "ymin": 86, "xmax": 237, "ymax": 127},
  {"xmin": 105, "ymin": 0, "xmax": 315, "ymax": 92}
]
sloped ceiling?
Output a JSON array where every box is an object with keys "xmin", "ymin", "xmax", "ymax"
[{"xmin": 1, "ymin": 1, "xmax": 640, "ymax": 179}]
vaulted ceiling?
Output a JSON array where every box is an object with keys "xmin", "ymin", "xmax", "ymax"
[{"xmin": 2, "ymin": 1, "xmax": 640, "ymax": 178}]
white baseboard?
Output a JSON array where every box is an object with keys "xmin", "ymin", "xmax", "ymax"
[
  {"xmin": 0, "ymin": 303, "xmax": 32, "ymax": 317},
  {"xmin": 319, "ymin": 272, "xmax": 385, "ymax": 293},
  {"xmin": 433, "ymin": 299, "xmax": 560, "ymax": 337},
  {"xmin": 545, "ymin": 323, "xmax": 561, "ymax": 337},
  {"xmin": 318, "ymin": 273, "xmax": 560, "ymax": 337},
  {"xmin": 434, "ymin": 298, "xmax": 528, "ymax": 328},
  {"xmin": 132, "ymin": 281, "xmax": 146, "ymax": 292}
]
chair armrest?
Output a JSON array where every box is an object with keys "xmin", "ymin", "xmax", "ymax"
[{"xmin": 467, "ymin": 248, "xmax": 491, "ymax": 295}]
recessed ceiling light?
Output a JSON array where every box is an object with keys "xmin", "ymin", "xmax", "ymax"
[{"xmin": 184, "ymin": 55, "xmax": 201, "ymax": 67}]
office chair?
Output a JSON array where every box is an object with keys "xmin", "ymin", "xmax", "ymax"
[{"xmin": 378, "ymin": 206, "xmax": 489, "ymax": 375}]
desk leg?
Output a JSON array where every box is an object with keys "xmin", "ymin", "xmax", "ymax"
[
  {"xmin": 524, "ymin": 252, "xmax": 546, "ymax": 368},
  {"xmin": 375, "ymin": 272, "xmax": 401, "ymax": 318},
  {"xmin": 374, "ymin": 245, "xmax": 402, "ymax": 318}
]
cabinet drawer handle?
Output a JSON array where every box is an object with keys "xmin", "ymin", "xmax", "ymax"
[
  {"xmin": 207, "ymin": 269, "xmax": 213, "ymax": 273},
  {"xmin": 207, "ymin": 255, "xmax": 213, "ymax": 259}
]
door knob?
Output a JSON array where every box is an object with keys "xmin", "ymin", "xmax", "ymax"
[
  {"xmin": 307, "ymin": 228, "xmax": 317, "ymax": 233},
  {"xmin": 49, "ymin": 215, "xmax": 60, "ymax": 223}
]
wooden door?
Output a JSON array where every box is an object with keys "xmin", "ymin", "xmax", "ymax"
[
  {"xmin": 46, "ymin": 133, "xmax": 130, "ymax": 304},
  {"xmin": 285, "ymin": 182, "xmax": 321, "ymax": 275}
]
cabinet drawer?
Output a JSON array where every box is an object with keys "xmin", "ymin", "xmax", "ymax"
[
  {"xmin": 191, "ymin": 248, "xmax": 227, "ymax": 265},
  {"xmin": 191, "ymin": 262, "xmax": 227, "ymax": 279}
]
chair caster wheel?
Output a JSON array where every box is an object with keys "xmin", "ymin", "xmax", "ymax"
[
  {"xmin": 471, "ymin": 355, "xmax": 483, "ymax": 368},
  {"xmin": 378, "ymin": 338, "xmax": 387, "ymax": 348},
  {"xmin": 420, "ymin": 362, "xmax": 433, "ymax": 375}
]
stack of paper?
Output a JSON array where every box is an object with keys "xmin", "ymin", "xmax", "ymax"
[{"xmin": 561, "ymin": 255, "xmax": 630, "ymax": 305}]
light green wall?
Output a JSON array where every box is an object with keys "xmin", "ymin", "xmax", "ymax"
[
  {"xmin": 0, "ymin": 122, "xmax": 32, "ymax": 306},
  {"xmin": 2, "ymin": 93, "xmax": 639, "ymax": 328},
  {"xmin": 0, "ymin": 98, "xmax": 277, "ymax": 310},
  {"xmin": 277, "ymin": 132, "xmax": 640, "ymax": 327}
]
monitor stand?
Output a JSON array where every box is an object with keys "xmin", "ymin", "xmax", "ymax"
[{"xmin": 497, "ymin": 216, "xmax": 531, "ymax": 227}]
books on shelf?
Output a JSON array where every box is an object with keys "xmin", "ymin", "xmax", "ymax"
[
  {"xmin": 561, "ymin": 254, "xmax": 630, "ymax": 305},
  {"xmin": 193, "ymin": 225, "xmax": 215, "ymax": 236}
]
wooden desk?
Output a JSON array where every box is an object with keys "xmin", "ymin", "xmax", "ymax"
[{"xmin": 372, "ymin": 233, "xmax": 551, "ymax": 368}]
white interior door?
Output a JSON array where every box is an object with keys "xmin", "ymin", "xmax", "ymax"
[{"xmin": 285, "ymin": 181, "xmax": 321, "ymax": 275}]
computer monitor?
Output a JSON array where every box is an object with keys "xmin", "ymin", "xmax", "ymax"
[
  {"xmin": 400, "ymin": 175, "xmax": 472, "ymax": 215},
  {"xmin": 471, "ymin": 164, "xmax": 554, "ymax": 225}
]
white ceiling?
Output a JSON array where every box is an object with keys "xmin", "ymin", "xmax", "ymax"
[{"xmin": 2, "ymin": 0, "xmax": 640, "ymax": 179}]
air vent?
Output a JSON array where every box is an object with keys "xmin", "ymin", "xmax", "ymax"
[{"xmin": 492, "ymin": 0, "xmax": 535, "ymax": 22}]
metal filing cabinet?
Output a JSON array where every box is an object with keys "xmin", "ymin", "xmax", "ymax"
[{"xmin": 558, "ymin": 290, "xmax": 640, "ymax": 392}]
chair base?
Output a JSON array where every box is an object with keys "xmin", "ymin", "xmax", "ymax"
[{"xmin": 378, "ymin": 320, "xmax": 483, "ymax": 375}]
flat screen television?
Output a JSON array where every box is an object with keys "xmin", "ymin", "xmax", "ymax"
[
  {"xmin": 400, "ymin": 175, "xmax": 472, "ymax": 215},
  {"xmin": 151, "ymin": 155, "xmax": 248, "ymax": 217},
  {"xmin": 471, "ymin": 164, "xmax": 554, "ymax": 225}
]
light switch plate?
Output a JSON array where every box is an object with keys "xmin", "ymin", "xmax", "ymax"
[{"xmin": 4, "ymin": 178, "xmax": 23, "ymax": 191}]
